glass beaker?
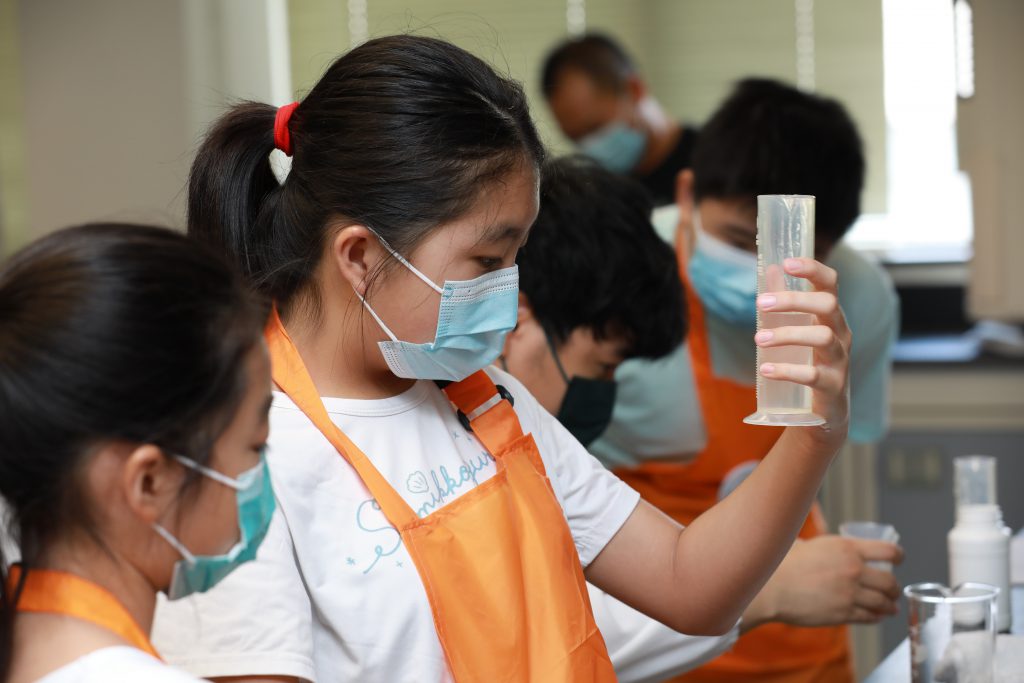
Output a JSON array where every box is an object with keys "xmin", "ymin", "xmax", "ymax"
[
  {"xmin": 905, "ymin": 582, "xmax": 998, "ymax": 683},
  {"xmin": 744, "ymin": 195, "xmax": 825, "ymax": 427}
]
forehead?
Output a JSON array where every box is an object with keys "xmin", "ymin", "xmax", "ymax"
[
  {"xmin": 697, "ymin": 197, "xmax": 758, "ymax": 231},
  {"xmin": 548, "ymin": 68, "xmax": 620, "ymax": 141},
  {"xmin": 435, "ymin": 165, "xmax": 540, "ymax": 246},
  {"xmin": 563, "ymin": 324, "xmax": 632, "ymax": 360}
]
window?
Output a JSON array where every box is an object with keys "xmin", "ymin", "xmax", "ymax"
[{"xmin": 844, "ymin": 0, "xmax": 972, "ymax": 265}]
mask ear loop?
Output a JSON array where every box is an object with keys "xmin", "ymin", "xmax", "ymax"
[
  {"xmin": 152, "ymin": 524, "xmax": 198, "ymax": 566},
  {"xmin": 356, "ymin": 228, "xmax": 445, "ymax": 341},
  {"xmin": 542, "ymin": 328, "xmax": 572, "ymax": 386},
  {"xmin": 173, "ymin": 455, "xmax": 244, "ymax": 490},
  {"xmin": 151, "ymin": 452, "xmax": 250, "ymax": 565},
  {"xmin": 368, "ymin": 228, "xmax": 444, "ymax": 295},
  {"xmin": 356, "ymin": 292, "xmax": 401, "ymax": 342}
]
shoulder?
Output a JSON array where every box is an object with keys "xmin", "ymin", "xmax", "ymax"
[
  {"xmin": 828, "ymin": 242, "xmax": 896, "ymax": 304},
  {"xmin": 482, "ymin": 365, "xmax": 547, "ymax": 429},
  {"xmin": 827, "ymin": 242, "xmax": 899, "ymax": 335},
  {"xmin": 41, "ymin": 647, "xmax": 202, "ymax": 683}
]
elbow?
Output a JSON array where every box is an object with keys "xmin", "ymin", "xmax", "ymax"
[{"xmin": 665, "ymin": 613, "xmax": 739, "ymax": 637}]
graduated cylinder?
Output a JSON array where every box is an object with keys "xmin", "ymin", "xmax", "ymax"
[{"xmin": 745, "ymin": 194, "xmax": 826, "ymax": 427}]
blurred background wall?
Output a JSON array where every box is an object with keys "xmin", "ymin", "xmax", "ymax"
[{"xmin": 0, "ymin": 1, "xmax": 1021, "ymax": 677}]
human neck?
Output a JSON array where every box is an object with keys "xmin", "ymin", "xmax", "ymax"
[
  {"xmin": 633, "ymin": 98, "xmax": 682, "ymax": 176},
  {"xmin": 281, "ymin": 293, "xmax": 415, "ymax": 400},
  {"xmin": 38, "ymin": 541, "xmax": 158, "ymax": 635}
]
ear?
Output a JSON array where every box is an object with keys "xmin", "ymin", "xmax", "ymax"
[
  {"xmin": 329, "ymin": 225, "xmax": 387, "ymax": 297},
  {"xmin": 502, "ymin": 292, "xmax": 534, "ymax": 356},
  {"xmin": 674, "ymin": 169, "xmax": 697, "ymax": 261},
  {"xmin": 675, "ymin": 169, "xmax": 695, "ymax": 216},
  {"xmin": 516, "ymin": 292, "xmax": 535, "ymax": 326},
  {"xmin": 122, "ymin": 444, "xmax": 184, "ymax": 525},
  {"xmin": 625, "ymin": 75, "xmax": 647, "ymax": 104}
]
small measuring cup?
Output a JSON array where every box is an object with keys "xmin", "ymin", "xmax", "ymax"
[{"xmin": 839, "ymin": 521, "xmax": 900, "ymax": 572}]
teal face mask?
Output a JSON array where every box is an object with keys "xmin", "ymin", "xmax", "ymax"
[
  {"xmin": 578, "ymin": 122, "xmax": 646, "ymax": 174},
  {"xmin": 687, "ymin": 213, "xmax": 759, "ymax": 329},
  {"xmin": 359, "ymin": 232, "xmax": 519, "ymax": 382},
  {"xmin": 154, "ymin": 450, "xmax": 276, "ymax": 600}
]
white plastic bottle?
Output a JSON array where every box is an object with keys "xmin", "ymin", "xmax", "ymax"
[{"xmin": 948, "ymin": 455, "xmax": 1012, "ymax": 632}]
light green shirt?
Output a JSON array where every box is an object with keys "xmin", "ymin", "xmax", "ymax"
[{"xmin": 590, "ymin": 228, "xmax": 899, "ymax": 469}]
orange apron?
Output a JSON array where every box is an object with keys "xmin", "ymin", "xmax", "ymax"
[
  {"xmin": 7, "ymin": 564, "xmax": 160, "ymax": 658},
  {"xmin": 266, "ymin": 310, "xmax": 617, "ymax": 682},
  {"xmin": 611, "ymin": 236, "xmax": 851, "ymax": 683}
]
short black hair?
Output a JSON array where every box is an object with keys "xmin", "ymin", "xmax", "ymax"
[
  {"xmin": 692, "ymin": 78, "xmax": 865, "ymax": 244},
  {"xmin": 518, "ymin": 156, "xmax": 686, "ymax": 360},
  {"xmin": 541, "ymin": 33, "xmax": 636, "ymax": 98}
]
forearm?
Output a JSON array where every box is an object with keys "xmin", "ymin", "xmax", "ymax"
[
  {"xmin": 588, "ymin": 427, "xmax": 838, "ymax": 635},
  {"xmin": 667, "ymin": 428, "xmax": 838, "ymax": 631},
  {"xmin": 739, "ymin": 586, "xmax": 776, "ymax": 634},
  {"xmin": 588, "ymin": 257, "xmax": 851, "ymax": 636}
]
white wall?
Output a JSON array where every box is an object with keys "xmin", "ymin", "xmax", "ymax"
[
  {"xmin": 1, "ymin": 0, "xmax": 289, "ymax": 250},
  {"xmin": 288, "ymin": 1, "xmax": 887, "ymax": 213},
  {"xmin": 19, "ymin": 0, "xmax": 192, "ymax": 237}
]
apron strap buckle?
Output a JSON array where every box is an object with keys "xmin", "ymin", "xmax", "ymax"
[{"xmin": 457, "ymin": 384, "xmax": 514, "ymax": 432}]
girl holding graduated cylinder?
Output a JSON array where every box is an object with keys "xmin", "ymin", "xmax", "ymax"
[{"xmin": 154, "ymin": 35, "xmax": 853, "ymax": 682}]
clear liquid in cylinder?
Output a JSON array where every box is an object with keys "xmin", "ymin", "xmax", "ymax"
[{"xmin": 757, "ymin": 311, "xmax": 814, "ymax": 414}]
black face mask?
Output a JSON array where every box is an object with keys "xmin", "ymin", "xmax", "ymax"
[{"xmin": 544, "ymin": 330, "xmax": 618, "ymax": 448}]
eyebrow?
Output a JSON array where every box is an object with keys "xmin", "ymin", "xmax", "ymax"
[{"xmin": 479, "ymin": 223, "xmax": 530, "ymax": 246}]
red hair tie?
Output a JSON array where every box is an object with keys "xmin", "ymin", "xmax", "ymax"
[{"xmin": 274, "ymin": 101, "xmax": 300, "ymax": 156}]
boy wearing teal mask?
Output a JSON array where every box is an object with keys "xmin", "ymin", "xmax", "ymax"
[
  {"xmin": 503, "ymin": 156, "xmax": 902, "ymax": 683},
  {"xmin": 589, "ymin": 79, "xmax": 900, "ymax": 683}
]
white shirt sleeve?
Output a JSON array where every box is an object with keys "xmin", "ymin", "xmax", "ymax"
[
  {"xmin": 151, "ymin": 507, "xmax": 316, "ymax": 682},
  {"xmin": 37, "ymin": 647, "xmax": 206, "ymax": 683},
  {"xmin": 485, "ymin": 367, "xmax": 641, "ymax": 567},
  {"xmin": 588, "ymin": 584, "xmax": 740, "ymax": 683}
]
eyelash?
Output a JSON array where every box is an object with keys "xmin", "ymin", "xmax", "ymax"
[{"xmin": 477, "ymin": 257, "xmax": 502, "ymax": 270}]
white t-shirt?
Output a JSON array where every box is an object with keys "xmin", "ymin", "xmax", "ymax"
[
  {"xmin": 152, "ymin": 366, "xmax": 640, "ymax": 683},
  {"xmin": 588, "ymin": 584, "xmax": 739, "ymax": 683},
  {"xmin": 36, "ymin": 647, "xmax": 200, "ymax": 683}
]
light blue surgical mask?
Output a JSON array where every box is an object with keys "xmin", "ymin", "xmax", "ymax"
[
  {"xmin": 578, "ymin": 122, "xmax": 647, "ymax": 174},
  {"xmin": 154, "ymin": 451, "xmax": 275, "ymax": 600},
  {"xmin": 687, "ymin": 213, "xmax": 759, "ymax": 328},
  {"xmin": 360, "ymin": 233, "xmax": 519, "ymax": 382}
]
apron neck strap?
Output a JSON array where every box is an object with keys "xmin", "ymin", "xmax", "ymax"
[
  {"xmin": 675, "ymin": 239, "xmax": 714, "ymax": 378},
  {"xmin": 7, "ymin": 565, "xmax": 161, "ymax": 659},
  {"xmin": 442, "ymin": 370, "xmax": 524, "ymax": 457},
  {"xmin": 265, "ymin": 307, "xmax": 419, "ymax": 528}
]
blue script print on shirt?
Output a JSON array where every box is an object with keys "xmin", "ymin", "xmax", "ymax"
[
  {"xmin": 412, "ymin": 450, "xmax": 495, "ymax": 518},
  {"xmin": 355, "ymin": 499, "xmax": 402, "ymax": 574},
  {"xmin": 354, "ymin": 449, "xmax": 496, "ymax": 574}
]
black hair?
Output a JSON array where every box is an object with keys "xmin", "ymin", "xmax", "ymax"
[
  {"xmin": 692, "ymin": 78, "xmax": 866, "ymax": 245},
  {"xmin": 189, "ymin": 34, "xmax": 545, "ymax": 313},
  {"xmin": 540, "ymin": 32, "xmax": 637, "ymax": 98},
  {"xmin": 518, "ymin": 155, "xmax": 686, "ymax": 360},
  {"xmin": 540, "ymin": 33, "xmax": 634, "ymax": 98},
  {"xmin": 0, "ymin": 223, "xmax": 267, "ymax": 677}
]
